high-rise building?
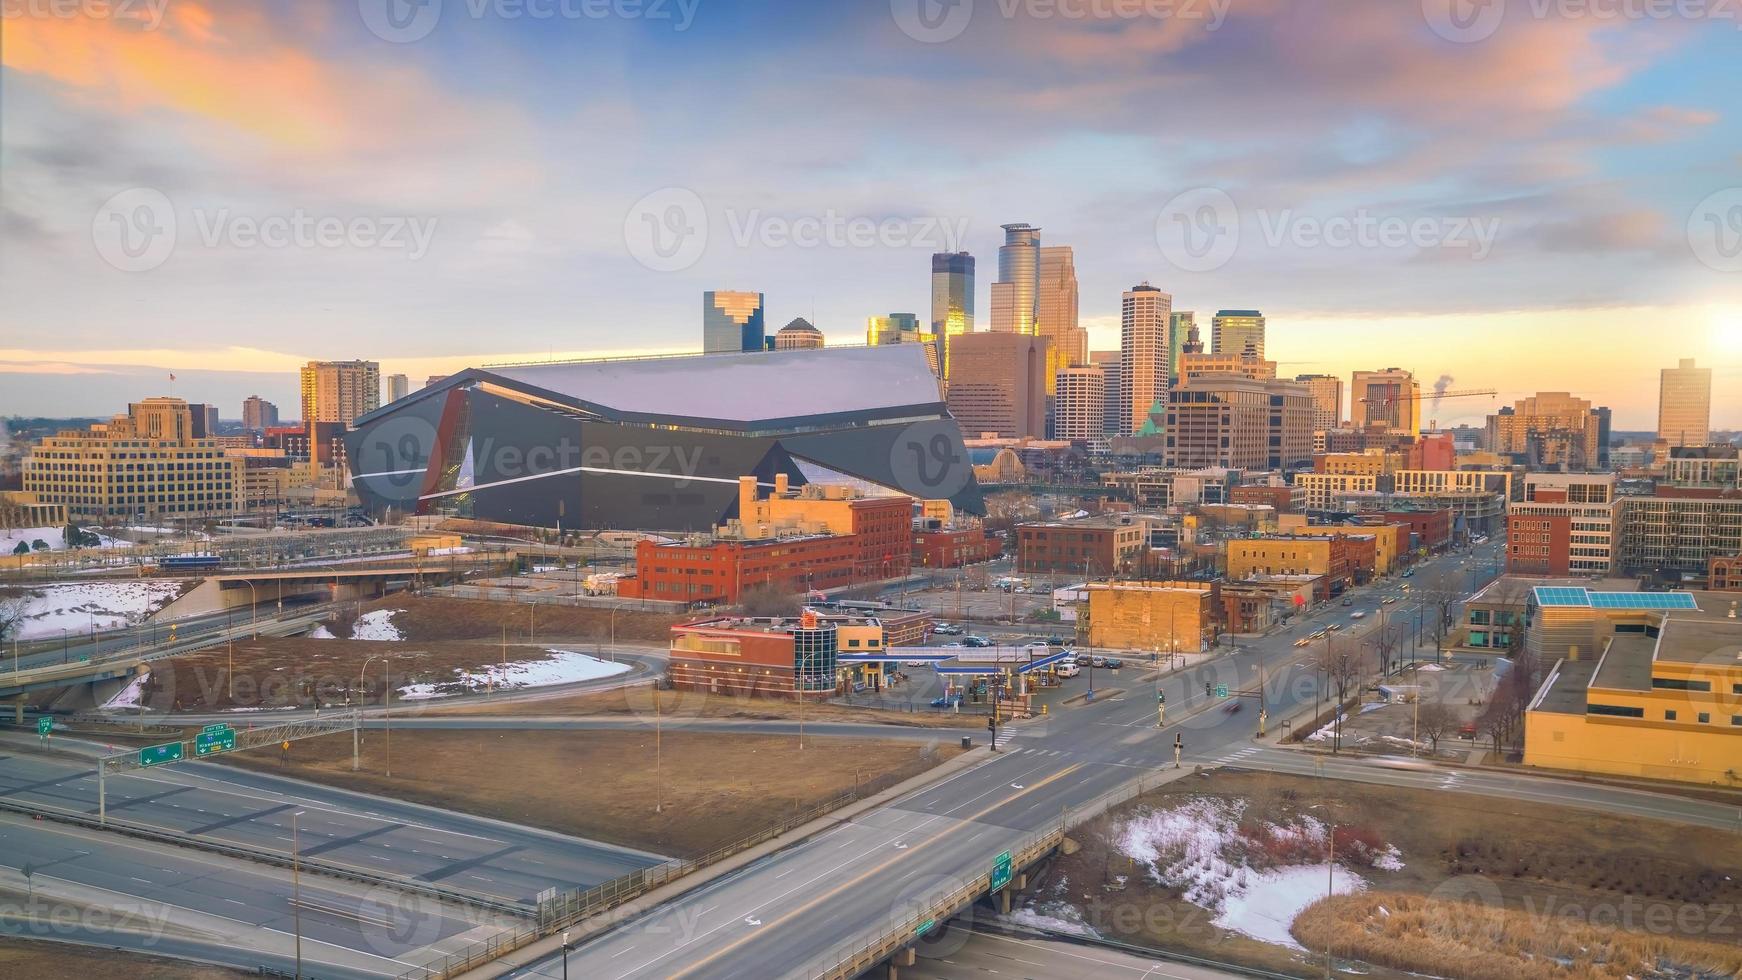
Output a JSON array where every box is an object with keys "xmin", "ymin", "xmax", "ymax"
[
  {"xmin": 1657, "ymin": 358, "xmax": 1711, "ymax": 448},
  {"xmin": 1486, "ymin": 392, "xmax": 1603, "ymax": 470},
  {"xmin": 299, "ymin": 360, "xmax": 380, "ymax": 426},
  {"xmin": 242, "ymin": 396, "xmax": 279, "ymax": 431},
  {"xmin": 1120, "ymin": 282, "xmax": 1172, "ymax": 437},
  {"xmin": 1351, "ymin": 368, "xmax": 1421, "ymax": 436},
  {"xmin": 1168, "ymin": 311, "xmax": 1195, "ymax": 384},
  {"xmin": 1091, "ymin": 351, "xmax": 1124, "ymax": 439},
  {"xmin": 945, "ymin": 333, "xmax": 1049, "ymax": 439},
  {"xmin": 773, "ymin": 317, "xmax": 825, "ymax": 350},
  {"xmin": 1506, "ymin": 473, "xmax": 1617, "ymax": 576},
  {"xmin": 930, "ymin": 251, "xmax": 974, "ymax": 378},
  {"xmin": 703, "ymin": 290, "xmax": 766, "ymax": 354},
  {"xmin": 1163, "ymin": 376, "xmax": 1313, "ymax": 470},
  {"xmin": 1211, "ymin": 310, "xmax": 1265, "ymax": 358},
  {"xmin": 1179, "ymin": 352, "xmax": 1275, "ymax": 382},
  {"xmin": 22, "ymin": 397, "xmax": 242, "ymax": 522},
  {"xmin": 1295, "ymin": 374, "xmax": 1342, "ymax": 431},
  {"xmin": 387, "ymin": 374, "xmax": 409, "ymax": 402},
  {"xmin": 186, "ymin": 403, "xmax": 219, "ymax": 438},
  {"xmin": 991, "ymin": 223, "xmax": 1040, "ymax": 335},
  {"xmin": 1036, "ymin": 245, "xmax": 1084, "ymax": 391},
  {"xmin": 1053, "ymin": 366, "xmax": 1106, "ymax": 443},
  {"xmin": 867, "ymin": 313, "xmax": 937, "ymax": 374}
]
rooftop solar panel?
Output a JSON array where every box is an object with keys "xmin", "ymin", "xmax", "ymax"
[{"xmin": 1532, "ymin": 587, "xmax": 1698, "ymax": 610}]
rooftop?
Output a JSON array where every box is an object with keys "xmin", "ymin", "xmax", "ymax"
[
  {"xmin": 1530, "ymin": 658, "xmax": 1597, "ymax": 715},
  {"xmin": 1533, "ymin": 587, "xmax": 1699, "ymax": 611}
]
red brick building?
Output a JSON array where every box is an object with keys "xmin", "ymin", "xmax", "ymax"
[
  {"xmin": 1016, "ymin": 519, "xmax": 1148, "ymax": 575},
  {"xmin": 1230, "ymin": 485, "xmax": 1299, "ymax": 513},
  {"xmin": 1377, "ymin": 509, "xmax": 1453, "ymax": 551},
  {"xmin": 620, "ymin": 534, "xmax": 859, "ymax": 604},
  {"xmin": 1506, "ymin": 511, "xmax": 1572, "ymax": 575},
  {"xmin": 912, "ymin": 527, "xmax": 1002, "ymax": 568},
  {"xmin": 1709, "ymin": 555, "xmax": 1742, "ymax": 591},
  {"xmin": 667, "ymin": 614, "xmax": 837, "ymax": 700}
]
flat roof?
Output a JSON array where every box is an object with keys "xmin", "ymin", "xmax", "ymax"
[
  {"xmin": 1534, "ymin": 587, "xmax": 1698, "ymax": 610},
  {"xmin": 1530, "ymin": 658, "xmax": 1596, "ymax": 715},
  {"xmin": 1652, "ymin": 616, "xmax": 1742, "ymax": 668},
  {"xmin": 1468, "ymin": 575, "xmax": 1637, "ymax": 605},
  {"xmin": 1590, "ymin": 632, "xmax": 1655, "ymax": 691}
]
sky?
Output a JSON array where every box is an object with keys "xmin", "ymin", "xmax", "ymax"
[{"xmin": 1, "ymin": 0, "xmax": 1739, "ymax": 429}]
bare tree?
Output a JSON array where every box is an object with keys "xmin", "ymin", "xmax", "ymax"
[
  {"xmin": 738, "ymin": 584, "xmax": 802, "ymax": 618},
  {"xmin": 1416, "ymin": 701, "xmax": 1456, "ymax": 753},
  {"xmin": 1314, "ymin": 638, "xmax": 1366, "ymax": 754},
  {"xmin": 0, "ymin": 594, "xmax": 26, "ymax": 646}
]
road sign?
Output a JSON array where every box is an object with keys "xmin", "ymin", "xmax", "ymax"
[
  {"xmin": 989, "ymin": 850, "xmax": 1012, "ymax": 892},
  {"xmin": 917, "ymin": 918, "xmax": 936, "ymax": 936},
  {"xmin": 36, "ymin": 717, "xmax": 53, "ymax": 736},
  {"xmin": 140, "ymin": 741, "xmax": 184, "ymax": 767},
  {"xmin": 195, "ymin": 727, "xmax": 236, "ymax": 756},
  {"xmin": 1215, "ymin": 684, "xmax": 1229, "ymax": 699}
]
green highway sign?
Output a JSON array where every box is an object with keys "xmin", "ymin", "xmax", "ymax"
[
  {"xmin": 989, "ymin": 850, "xmax": 1013, "ymax": 892},
  {"xmin": 140, "ymin": 741, "xmax": 184, "ymax": 767},
  {"xmin": 195, "ymin": 727, "xmax": 236, "ymax": 756},
  {"xmin": 1216, "ymin": 684, "xmax": 1229, "ymax": 699},
  {"xmin": 201, "ymin": 723, "xmax": 233, "ymax": 735},
  {"xmin": 36, "ymin": 717, "xmax": 53, "ymax": 736},
  {"xmin": 916, "ymin": 918, "xmax": 936, "ymax": 936}
]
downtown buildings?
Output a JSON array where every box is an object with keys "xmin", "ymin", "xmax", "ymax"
[
  {"xmin": 1350, "ymin": 368, "xmax": 1421, "ymax": 436},
  {"xmin": 703, "ymin": 290, "xmax": 767, "ymax": 354},
  {"xmin": 1210, "ymin": 310, "xmax": 1265, "ymax": 358},
  {"xmin": 1658, "ymin": 357, "xmax": 1712, "ymax": 448},
  {"xmin": 21, "ymin": 397, "xmax": 242, "ymax": 522},
  {"xmin": 945, "ymin": 333, "xmax": 1049, "ymax": 439},
  {"xmin": 1487, "ymin": 392, "xmax": 1606, "ymax": 471},
  {"xmin": 299, "ymin": 360, "xmax": 379, "ymax": 425},
  {"xmin": 930, "ymin": 251, "xmax": 974, "ymax": 378},
  {"xmin": 242, "ymin": 395, "xmax": 279, "ymax": 431},
  {"xmin": 1119, "ymin": 281, "xmax": 1172, "ymax": 437}
]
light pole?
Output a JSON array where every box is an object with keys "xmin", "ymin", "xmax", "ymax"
[
  {"xmin": 291, "ymin": 809, "xmax": 306, "ymax": 979},
  {"xmin": 358, "ymin": 653, "xmax": 392, "ymax": 774}
]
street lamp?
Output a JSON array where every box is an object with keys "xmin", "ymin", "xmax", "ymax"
[
  {"xmin": 291, "ymin": 809, "xmax": 307, "ymax": 979},
  {"xmin": 358, "ymin": 653, "xmax": 392, "ymax": 775}
]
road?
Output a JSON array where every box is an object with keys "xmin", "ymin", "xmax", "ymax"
[
  {"xmin": 0, "ymin": 736, "xmax": 666, "ymax": 906},
  {"xmin": 506, "ymin": 541, "xmax": 1582, "ymax": 979},
  {"xmin": 909, "ymin": 925, "xmax": 1247, "ymax": 980}
]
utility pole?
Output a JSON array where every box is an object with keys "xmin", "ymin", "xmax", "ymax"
[
  {"xmin": 1173, "ymin": 731, "xmax": 1182, "ymax": 769},
  {"xmin": 292, "ymin": 809, "xmax": 306, "ymax": 980}
]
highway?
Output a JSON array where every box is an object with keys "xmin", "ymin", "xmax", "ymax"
[
  {"xmin": 909, "ymin": 926, "xmax": 1248, "ymax": 980},
  {"xmin": 503, "ymin": 540, "xmax": 1563, "ymax": 979},
  {"xmin": 0, "ymin": 736, "xmax": 667, "ymax": 906}
]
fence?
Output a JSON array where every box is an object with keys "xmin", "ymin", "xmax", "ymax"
[{"xmin": 394, "ymin": 765, "xmax": 920, "ymax": 979}]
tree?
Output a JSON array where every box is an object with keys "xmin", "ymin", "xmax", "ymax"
[
  {"xmin": 0, "ymin": 596, "xmax": 25, "ymax": 645},
  {"xmin": 11, "ymin": 541, "xmax": 27, "ymax": 556},
  {"xmin": 1416, "ymin": 701, "xmax": 1456, "ymax": 753},
  {"xmin": 738, "ymin": 583, "xmax": 802, "ymax": 618},
  {"xmin": 1314, "ymin": 638, "xmax": 1366, "ymax": 753}
]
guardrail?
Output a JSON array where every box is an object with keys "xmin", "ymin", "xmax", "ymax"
[
  {"xmin": 393, "ymin": 765, "xmax": 921, "ymax": 979},
  {"xmin": 0, "ymin": 793, "xmax": 525, "ymax": 918}
]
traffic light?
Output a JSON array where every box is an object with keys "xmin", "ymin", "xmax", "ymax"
[
  {"xmin": 986, "ymin": 717, "xmax": 996, "ymax": 732},
  {"xmin": 1157, "ymin": 691, "xmax": 1166, "ymax": 704}
]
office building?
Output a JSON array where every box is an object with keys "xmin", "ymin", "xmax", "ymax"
[
  {"xmin": 866, "ymin": 313, "xmax": 938, "ymax": 374},
  {"xmin": 1295, "ymin": 374, "xmax": 1342, "ymax": 431},
  {"xmin": 1658, "ymin": 358, "xmax": 1712, "ymax": 447},
  {"xmin": 1036, "ymin": 244, "xmax": 1084, "ymax": 390},
  {"xmin": 21, "ymin": 397, "xmax": 242, "ymax": 522},
  {"xmin": 1505, "ymin": 473, "xmax": 1617, "ymax": 576},
  {"xmin": 1351, "ymin": 368, "xmax": 1421, "ymax": 436},
  {"xmin": 1211, "ymin": 310, "xmax": 1265, "ymax": 358},
  {"xmin": 387, "ymin": 374, "xmax": 409, "ymax": 402},
  {"xmin": 1053, "ymin": 365, "xmax": 1106, "ymax": 443},
  {"xmin": 1178, "ymin": 351, "xmax": 1276, "ymax": 382},
  {"xmin": 944, "ymin": 333, "xmax": 1049, "ymax": 439},
  {"xmin": 1090, "ymin": 351, "xmax": 1124, "ymax": 439},
  {"xmin": 1616, "ymin": 490, "xmax": 1742, "ymax": 579},
  {"xmin": 242, "ymin": 396, "xmax": 278, "ymax": 432},
  {"xmin": 1120, "ymin": 282, "xmax": 1172, "ymax": 437},
  {"xmin": 1226, "ymin": 535, "xmax": 1370, "ymax": 598},
  {"xmin": 664, "ymin": 615, "xmax": 843, "ymax": 700},
  {"xmin": 1487, "ymin": 392, "xmax": 1604, "ymax": 470},
  {"xmin": 1016, "ymin": 517, "xmax": 1149, "ymax": 575},
  {"xmin": 773, "ymin": 317, "xmax": 825, "ymax": 350},
  {"xmin": 1163, "ymin": 376, "xmax": 1312, "ymax": 471},
  {"xmin": 930, "ymin": 251, "xmax": 974, "ymax": 378},
  {"xmin": 187, "ymin": 403, "xmax": 219, "ymax": 438},
  {"xmin": 1084, "ymin": 583, "xmax": 1212, "ymax": 652},
  {"xmin": 1168, "ymin": 312, "xmax": 1195, "ymax": 384},
  {"xmin": 1663, "ymin": 446, "xmax": 1741, "ymax": 489},
  {"xmin": 300, "ymin": 360, "xmax": 381, "ymax": 426},
  {"xmin": 990, "ymin": 223, "xmax": 1040, "ymax": 335},
  {"xmin": 345, "ymin": 345, "xmax": 983, "ymax": 531},
  {"xmin": 702, "ymin": 290, "xmax": 766, "ymax": 354}
]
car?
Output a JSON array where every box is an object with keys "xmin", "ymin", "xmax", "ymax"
[
  {"xmin": 1090, "ymin": 655, "xmax": 1107, "ymax": 668},
  {"xmin": 1102, "ymin": 658, "xmax": 1123, "ymax": 669},
  {"xmin": 1074, "ymin": 653, "xmax": 1092, "ymax": 666},
  {"xmin": 1047, "ymin": 636, "xmax": 1068, "ymax": 647},
  {"xmin": 1350, "ymin": 611, "xmax": 1366, "ymax": 620},
  {"xmin": 1340, "ymin": 597, "xmax": 1353, "ymax": 606},
  {"xmin": 930, "ymin": 694, "xmax": 963, "ymax": 709},
  {"xmin": 1326, "ymin": 623, "xmax": 1342, "ymax": 631},
  {"xmin": 1381, "ymin": 596, "xmax": 1398, "ymax": 605},
  {"xmin": 1055, "ymin": 662, "xmax": 1081, "ymax": 678},
  {"xmin": 1458, "ymin": 721, "xmax": 1478, "ymax": 739},
  {"xmin": 902, "ymin": 660, "xmax": 930, "ymax": 668},
  {"xmin": 1311, "ymin": 629, "xmax": 1328, "ymax": 639},
  {"xmin": 1294, "ymin": 637, "xmax": 1312, "ymax": 647},
  {"xmin": 963, "ymin": 635, "xmax": 992, "ymax": 648}
]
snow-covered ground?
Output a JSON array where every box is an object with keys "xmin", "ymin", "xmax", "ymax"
[
  {"xmin": 350, "ymin": 609, "xmax": 404, "ymax": 641},
  {"xmin": 397, "ymin": 648, "xmax": 629, "ymax": 700},
  {"xmin": 308, "ymin": 624, "xmax": 336, "ymax": 639},
  {"xmin": 8, "ymin": 580, "xmax": 186, "ymax": 639},
  {"xmin": 1, "ymin": 525, "xmax": 125, "ymax": 553},
  {"xmin": 1112, "ymin": 796, "xmax": 1402, "ymax": 949},
  {"xmin": 100, "ymin": 671, "xmax": 150, "ymax": 709}
]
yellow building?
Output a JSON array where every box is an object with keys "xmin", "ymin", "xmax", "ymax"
[
  {"xmin": 1526, "ymin": 602, "xmax": 1742, "ymax": 786},
  {"xmin": 1227, "ymin": 536, "xmax": 1337, "ymax": 580},
  {"xmin": 1317, "ymin": 450, "xmax": 1401, "ymax": 476},
  {"xmin": 1084, "ymin": 582, "xmax": 1211, "ymax": 653},
  {"xmin": 22, "ymin": 398, "xmax": 243, "ymax": 523},
  {"xmin": 1277, "ymin": 517, "xmax": 1406, "ymax": 576}
]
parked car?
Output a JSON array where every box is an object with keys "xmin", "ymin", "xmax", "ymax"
[
  {"xmin": 1102, "ymin": 658, "xmax": 1124, "ymax": 670},
  {"xmin": 1074, "ymin": 653, "xmax": 1092, "ymax": 666},
  {"xmin": 1055, "ymin": 662, "xmax": 1081, "ymax": 678},
  {"xmin": 940, "ymin": 641, "xmax": 964, "ymax": 648},
  {"xmin": 1341, "ymin": 597, "xmax": 1353, "ymax": 606},
  {"xmin": 1458, "ymin": 721, "xmax": 1478, "ymax": 739},
  {"xmin": 963, "ymin": 635, "xmax": 992, "ymax": 648},
  {"xmin": 902, "ymin": 660, "xmax": 930, "ymax": 668},
  {"xmin": 1090, "ymin": 654, "xmax": 1107, "ymax": 668},
  {"xmin": 930, "ymin": 694, "xmax": 963, "ymax": 709},
  {"xmin": 1046, "ymin": 636, "xmax": 1068, "ymax": 647}
]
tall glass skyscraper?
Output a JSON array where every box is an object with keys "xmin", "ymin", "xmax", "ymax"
[
  {"xmin": 930, "ymin": 251, "xmax": 974, "ymax": 379},
  {"xmin": 703, "ymin": 291, "xmax": 766, "ymax": 354},
  {"xmin": 1168, "ymin": 311, "xmax": 1195, "ymax": 385},
  {"xmin": 1036, "ymin": 245, "xmax": 1083, "ymax": 394},
  {"xmin": 1211, "ymin": 309, "xmax": 1265, "ymax": 358},
  {"xmin": 991, "ymin": 223, "xmax": 1040, "ymax": 335}
]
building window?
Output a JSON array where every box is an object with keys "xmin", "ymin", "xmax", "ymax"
[
  {"xmin": 1586, "ymin": 703, "xmax": 1643, "ymax": 718},
  {"xmin": 1650, "ymin": 677, "xmax": 1711, "ymax": 692},
  {"xmin": 1697, "ymin": 712, "xmax": 1710, "ymax": 724},
  {"xmin": 1665, "ymin": 710, "xmax": 1677, "ymax": 721}
]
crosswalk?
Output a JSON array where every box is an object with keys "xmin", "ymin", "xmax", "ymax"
[{"xmin": 1212, "ymin": 746, "xmax": 1264, "ymax": 767}]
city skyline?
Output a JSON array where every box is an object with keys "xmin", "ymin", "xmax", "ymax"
[{"xmin": 2, "ymin": 4, "xmax": 1738, "ymax": 424}]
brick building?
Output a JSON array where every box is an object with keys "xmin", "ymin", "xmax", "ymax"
[
  {"xmin": 912, "ymin": 526, "xmax": 1002, "ymax": 569},
  {"xmin": 1016, "ymin": 518, "xmax": 1148, "ymax": 575}
]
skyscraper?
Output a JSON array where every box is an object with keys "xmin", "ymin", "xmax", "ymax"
[
  {"xmin": 1120, "ymin": 282, "xmax": 1172, "ymax": 437},
  {"xmin": 1295, "ymin": 374, "xmax": 1343, "ymax": 431},
  {"xmin": 1168, "ymin": 311, "xmax": 1195, "ymax": 384},
  {"xmin": 867, "ymin": 313, "xmax": 937, "ymax": 374},
  {"xmin": 1053, "ymin": 366, "xmax": 1106, "ymax": 443},
  {"xmin": 1487, "ymin": 392, "xmax": 1604, "ymax": 470},
  {"xmin": 1658, "ymin": 358, "xmax": 1712, "ymax": 448},
  {"xmin": 945, "ymin": 333, "xmax": 1049, "ymax": 439},
  {"xmin": 387, "ymin": 374, "xmax": 409, "ymax": 402},
  {"xmin": 1036, "ymin": 245, "xmax": 1084, "ymax": 392},
  {"xmin": 1351, "ymin": 367, "xmax": 1421, "ymax": 436},
  {"xmin": 991, "ymin": 223, "xmax": 1040, "ymax": 335},
  {"xmin": 773, "ymin": 317, "xmax": 825, "ymax": 350},
  {"xmin": 1211, "ymin": 310, "xmax": 1265, "ymax": 358},
  {"xmin": 1091, "ymin": 351, "xmax": 1124, "ymax": 439},
  {"xmin": 242, "ymin": 395, "xmax": 279, "ymax": 431},
  {"xmin": 703, "ymin": 291, "xmax": 766, "ymax": 354},
  {"xmin": 930, "ymin": 251, "xmax": 974, "ymax": 379},
  {"xmin": 300, "ymin": 360, "xmax": 380, "ymax": 426}
]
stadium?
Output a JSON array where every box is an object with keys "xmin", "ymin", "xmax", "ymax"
[{"xmin": 344, "ymin": 344, "xmax": 983, "ymax": 531}]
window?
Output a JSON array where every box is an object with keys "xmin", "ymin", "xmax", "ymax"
[
  {"xmin": 1665, "ymin": 710, "xmax": 1677, "ymax": 721},
  {"xmin": 1587, "ymin": 703, "xmax": 1643, "ymax": 718},
  {"xmin": 1651, "ymin": 677, "xmax": 1711, "ymax": 692},
  {"xmin": 1697, "ymin": 712, "xmax": 1710, "ymax": 724}
]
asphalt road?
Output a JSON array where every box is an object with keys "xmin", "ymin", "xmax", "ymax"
[
  {"xmin": 0, "ymin": 737, "xmax": 666, "ymax": 906},
  {"xmin": 909, "ymin": 925, "xmax": 1247, "ymax": 980},
  {"xmin": 506, "ymin": 541, "xmax": 1604, "ymax": 979}
]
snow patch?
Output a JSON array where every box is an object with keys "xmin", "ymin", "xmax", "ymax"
[
  {"xmin": 101, "ymin": 671, "xmax": 150, "ymax": 709},
  {"xmin": 393, "ymin": 649, "xmax": 628, "ymax": 700},
  {"xmin": 349, "ymin": 609, "xmax": 404, "ymax": 641},
  {"xmin": 1003, "ymin": 904, "xmax": 1100, "ymax": 938},
  {"xmin": 1, "ymin": 526, "xmax": 125, "ymax": 553},
  {"xmin": 1215, "ymin": 863, "xmax": 1364, "ymax": 949},
  {"xmin": 10, "ymin": 580, "xmax": 186, "ymax": 639},
  {"xmin": 308, "ymin": 625, "xmax": 335, "ymax": 639}
]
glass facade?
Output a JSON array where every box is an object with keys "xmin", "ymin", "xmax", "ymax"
[
  {"xmin": 703, "ymin": 290, "xmax": 766, "ymax": 354},
  {"xmin": 791, "ymin": 624, "xmax": 838, "ymax": 694},
  {"xmin": 994, "ymin": 224, "xmax": 1039, "ymax": 335}
]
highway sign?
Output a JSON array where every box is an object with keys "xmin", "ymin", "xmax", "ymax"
[
  {"xmin": 917, "ymin": 917, "xmax": 936, "ymax": 936},
  {"xmin": 201, "ymin": 723, "xmax": 233, "ymax": 735},
  {"xmin": 140, "ymin": 741, "xmax": 184, "ymax": 767},
  {"xmin": 36, "ymin": 717, "xmax": 52, "ymax": 736},
  {"xmin": 195, "ymin": 726, "xmax": 236, "ymax": 756},
  {"xmin": 1215, "ymin": 684, "xmax": 1229, "ymax": 699},
  {"xmin": 989, "ymin": 850, "xmax": 1012, "ymax": 892}
]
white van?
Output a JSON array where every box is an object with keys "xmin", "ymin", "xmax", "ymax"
[{"xmin": 1055, "ymin": 662, "xmax": 1081, "ymax": 678}]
